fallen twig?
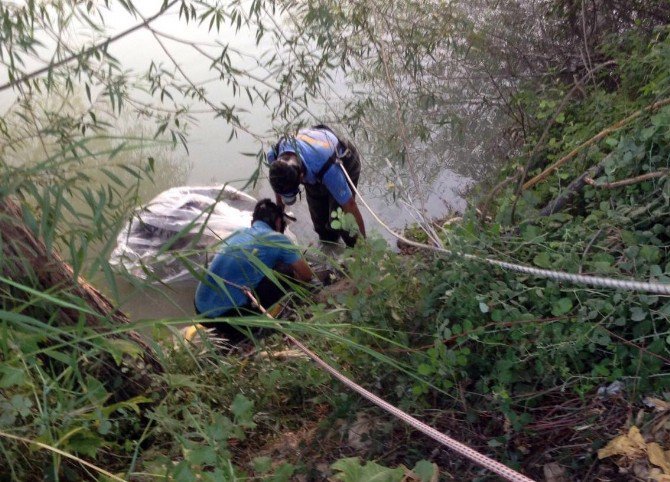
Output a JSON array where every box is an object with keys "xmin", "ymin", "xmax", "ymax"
[
  {"xmin": 584, "ymin": 170, "xmax": 669, "ymax": 189},
  {"xmin": 602, "ymin": 327, "xmax": 670, "ymax": 366}
]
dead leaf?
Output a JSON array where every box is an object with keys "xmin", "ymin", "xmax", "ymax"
[
  {"xmin": 649, "ymin": 442, "xmax": 670, "ymax": 475},
  {"xmin": 598, "ymin": 426, "xmax": 646, "ymax": 459},
  {"xmin": 543, "ymin": 462, "xmax": 569, "ymax": 482},
  {"xmin": 347, "ymin": 412, "xmax": 373, "ymax": 451},
  {"xmin": 645, "ymin": 397, "xmax": 670, "ymax": 412},
  {"xmin": 651, "ymin": 467, "xmax": 670, "ymax": 482},
  {"xmin": 636, "ymin": 409, "xmax": 646, "ymax": 426},
  {"xmin": 653, "ymin": 414, "xmax": 670, "ymax": 435}
]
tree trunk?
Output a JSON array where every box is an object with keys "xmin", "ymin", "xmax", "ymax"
[{"xmin": 0, "ymin": 196, "xmax": 163, "ymax": 400}]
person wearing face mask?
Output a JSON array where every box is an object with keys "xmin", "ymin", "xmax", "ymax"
[
  {"xmin": 266, "ymin": 125, "xmax": 366, "ymax": 248},
  {"xmin": 194, "ymin": 198, "xmax": 315, "ymax": 342}
]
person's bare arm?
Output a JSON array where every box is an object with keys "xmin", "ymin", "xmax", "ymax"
[
  {"xmin": 341, "ymin": 197, "xmax": 366, "ymax": 238},
  {"xmin": 275, "ymin": 193, "xmax": 285, "ymax": 209},
  {"xmin": 290, "ymin": 258, "xmax": 315, "ymax": 282}
]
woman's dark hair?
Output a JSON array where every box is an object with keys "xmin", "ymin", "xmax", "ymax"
[
  {"xmin": 269, "ymin": 158, "xmax": 301, "ymax": 195},
  {"xmin": 252, "ymin": 198, "xmax": 286, "ymax": 232}
]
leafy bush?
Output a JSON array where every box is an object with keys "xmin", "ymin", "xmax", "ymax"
[{"xmin": 303, "ymin": 27, "xmax": 670, "ymax": 478}]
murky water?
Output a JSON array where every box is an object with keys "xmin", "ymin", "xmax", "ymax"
[
  {"xmin": 102, "ymin": 4, "xmax": 471, "ymax": 321},
  {"xmin": 1, "ymin": 3, "xmax": 470, "ymax": 321},
  {"xmin": 113, "ymin": 141, "xmax": 469, "ymax": 322}
]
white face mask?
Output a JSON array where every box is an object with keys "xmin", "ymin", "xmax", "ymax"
[{"xmin": 281, "ymin": 192, "xmax": 298, "ymax": 206}]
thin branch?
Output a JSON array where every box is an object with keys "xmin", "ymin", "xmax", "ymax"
[
  {"xmin": 370, "ymin": 14, "xmax": 442, "ymax": 245},
  {"xmin": 21, "ymin": 89, "xmax": 50, "ymax": 162},
  {"xmin": 478, "ymin": 168, "xmax": 522, "ymax": 218},
  {"xmin": 0, "ymin": 430, "xmax": 126, "ymax": 482},
  {"xmin": 584, "ymin": 170, "xmax": 669, "ymax": 189},
  {"xmin": 581, "ymin": 0, "xmax": 594, "ymax": 77},
  {"xmin": 537, "ymin": 153, "xmax": 610, "ymax": 216},
  {"xmin": 512, "ymin": 60, "xmax": 617, "ymax": 203},
  {"xmin": 261, "ymin": 3, "xmax": 330, "ymax": 125},
  {"xmin": 523, "ymin": 96, "xmax": 670, "ymax": 190},
  {"xmin": 0, "ymin": 1, "xmax": 179, "ymax": 93},
  {"xmin": 579, "ymin": 228, "xmax": 604, "ymax": 274},
  {"xmin": 139, "ymin": 12, "xmax": 263, "ymax": 144},
  {"xmin": 524, "ymin": 61, "xmax": 616, "ymax": 174},
  {"xmin": 489, "ymin": 61, "xmax": 616, "ymax": 222},
  {"xmin": 602, "ymin": 327, "xmax": 670, "ymax": 366},
  {"xmin": 153, "ymin": 28, "xmax": 317, "ymax": 117}
]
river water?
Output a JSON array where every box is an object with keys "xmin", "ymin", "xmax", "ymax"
[
  {"xmin": 3, "ymin": 2, "xmax": 470, "ymax": 321},
  {"xmin": 104, "ymin": 3, "xmax": 471, "ymax": 321}
]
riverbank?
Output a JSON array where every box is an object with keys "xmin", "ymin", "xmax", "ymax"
[
  {"xmin": 221, "ymin": 26, "xmax": 670, "ymax": 477},
  {"xmin": 1, "ymin": 3, "xmax": 669, "ymax": 480}
]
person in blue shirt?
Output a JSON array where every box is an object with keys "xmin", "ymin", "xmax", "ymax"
[
  {"xmin": 194, "ymin": 199, "xmax": 314, "ymax": 342},
  {"xmin": 266, "ymin": 125, "xmax": 366, "ymax": 247}
]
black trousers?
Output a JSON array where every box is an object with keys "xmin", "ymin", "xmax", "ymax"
[
  {"xmin": 304, "ymin": 139, "xmax": 361, "ymax": 247},
  {"xmin": 199, "ymin": 275, "xmax": 289, "ymax": 344}
]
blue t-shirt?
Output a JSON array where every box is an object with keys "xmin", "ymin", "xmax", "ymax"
[
  {"xmin": 270, "ymin": 127, "xmax": 353, "ymax": 205},
  {"xmin": 194, "ymin": 221, "xmax": 301, "ymax": 317}
]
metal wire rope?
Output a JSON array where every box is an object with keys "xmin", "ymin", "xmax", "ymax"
[
  {"xmin": 287, "ymin": 334, "xmax": 536, "ymax": 481},
  {"xmin": 237, "ymin": 288, "xmax": 537, "ymax": 482},
  {"xmin": 337, "ymin": 162, "xmax": 670, "ymax": 295}
]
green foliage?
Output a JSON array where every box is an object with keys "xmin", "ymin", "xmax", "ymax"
[
  {"xmin": 330, "ymin": 207, "xmax": 360, "ymax": 236},
  {"xmin": 0, "ymin": 317, "xmax": 155, "ymax": 479},
  {"xmin": 1, "ymin": 0, "xmax": 669, "ymax": 480},
  {"xmin": 293, "ymin": 25, "xmax": 670, "ymax": 478},
  {"xmin": 129, "ymin": 335, "xmax": 335, "ymax": 481},
  {"xmin": 331, "ymin": 457, "xmax": 405, "ymax": 481},
  {"xmin": 330, "ymin": 457, "xmax": 438, "ymax": 482}
]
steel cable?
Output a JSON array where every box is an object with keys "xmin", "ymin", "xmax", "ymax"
[
  {"xmin": 237, "ymin": 286, "xmax": 536, "ymax": 482},
  {"xmin": 285, "ymin": 334, "xmax": 537, "ymax": 482},
  {"xmin": 338, "ymin": 162, "xmax": 670, "ymax": 295}
]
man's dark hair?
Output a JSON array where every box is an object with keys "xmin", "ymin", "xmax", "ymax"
[
  {"xmin": 252, "ymin": 198, "xmax": 286, "ymax": 232},
  {"xmin": 269, "ymin": 158, "xmax": 301, "ymax": 195}
]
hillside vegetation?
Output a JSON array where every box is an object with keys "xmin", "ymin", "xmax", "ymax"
[{"xmin": 0, "ymin": 1, "xmax": 669, "ymax": 481}]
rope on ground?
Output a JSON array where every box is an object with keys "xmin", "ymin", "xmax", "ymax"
[
  {"xmin": 339, "ymin": 163, "xmax": 670, "ymax": 296},
  {"xmin": 286, "ymin": 334, "xmax": 536, "ymax": 482},
  {"xmin": 240, "ymin": 288, "xmax": 536, "ymax": 482}
]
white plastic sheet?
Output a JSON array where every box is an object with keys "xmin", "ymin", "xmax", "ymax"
[{"xmin": 110, "ymin": 185, "xmax": 263, "ymax": 284}]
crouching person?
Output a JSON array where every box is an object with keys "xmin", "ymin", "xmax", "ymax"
[{"xmin": 194, "ymin": 199, "xmax": 314, "ymax": 343}]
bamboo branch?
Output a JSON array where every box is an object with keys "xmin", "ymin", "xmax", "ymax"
[
  {"xmin": 523, "ymin": 97, "xmax": 670, "ymax": 190},
  {"xmin": 584, "ymin": 169, "xmax": 669, "ymax": 189}
]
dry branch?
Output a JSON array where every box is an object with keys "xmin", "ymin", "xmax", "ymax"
[
  {"xmin": 523, "ymin": 97, "xmax": 670, "ymax": 190},
  {"xmin": 538, "ymin": 153, "xmax": 611, "ymax": 216},
  {"xmin": 0, "ymin": 196, "xmax": 163, "ymax": 400},
  {"xmin": 520, "ymin": 61, "xmax": 616, "ymax": 182},
  {"xmin": 584, "ymin": 169, "xmax": 668, "ymax": 189},
  {"xmin": 0, "ymin": 1, "xmax": 179, "ymax": 93}
]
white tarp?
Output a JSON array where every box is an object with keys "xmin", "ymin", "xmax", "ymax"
[{"xmin": 110, "ymin": 185, "xmax": 273, "ymax": 284}]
